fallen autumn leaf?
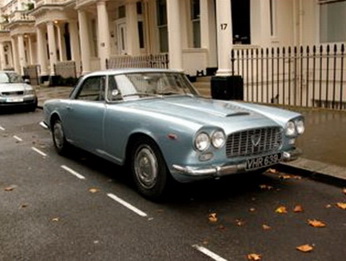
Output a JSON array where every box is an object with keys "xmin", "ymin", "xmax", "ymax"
[
  {"xmin": 308, "ymin": 219, "xmax": 326, "ymax": 228},
  {"xmin": 296, "ymin": 244, "xmax": 314, "ymax": 253},
  {"xmin": 336, "ymin": 202, "xmax": 346, "ymax": 210},
  {"xmin": 275, "ymin": 206, "xmax": 288, "ymax": 214},
  {"xmin": 262, "ymin": 224, "xmax": 271, "ymax": 230},
  {"xmin": 294, "ymin": 205, "xmax": 304, "ymax": 213},
  {"xmin": 208, "ymin": 213, "xmax": 218, "ymax": 223},
  {"xmin": 89, "ymin": 188, "xmax": 99, "ymax": 193},
  {"xmin": 247, "ymin": 253, "xmax": 262, "ymax": 260}
]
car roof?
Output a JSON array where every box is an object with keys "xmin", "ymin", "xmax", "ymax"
[{"xmin": 84, "ymin": 68, "xmax": 182, "ymax": 77}]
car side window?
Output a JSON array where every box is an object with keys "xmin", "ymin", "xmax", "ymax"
[
  {"xmin": 76, "ymin": 76, "xmax": 106, "ymax": 101},
  {"xmin": 107, "ymin": 76, "xmax": 121, "ymax": 101}
]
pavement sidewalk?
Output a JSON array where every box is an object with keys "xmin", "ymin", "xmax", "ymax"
[{"xmin": 34, "ymin": 85, "xmax": 346, "ymax": 186}]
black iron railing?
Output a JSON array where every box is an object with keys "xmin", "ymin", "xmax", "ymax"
[
  {"xmin": 231, "ymin": 44, "xmax": 345, "ymax": 110},
  {"xmin": 106, "ymin": 54, "xmax": 169, "ymax": 69}
]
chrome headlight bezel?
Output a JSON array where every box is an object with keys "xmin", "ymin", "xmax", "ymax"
[
  {"xmin": 194, "ymin": 132, "xmax": 210, "ymax": 152},
  {"xmin": 295, "ymin": 119, "xmax": 305, "ymax": 134},
  {"xmin": 211, "ymin": 130, "xmax": 226, "ymax": 149},
  {"xmin": 285, "ymin": 121, "xmax": 296, "ymax": 136}
]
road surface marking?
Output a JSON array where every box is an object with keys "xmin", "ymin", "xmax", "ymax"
[
  {"xmin": 192, "ymin": 245, "xmax": 228, "ymax": 261},
  {"xmin": 13, "ymin": 135, "xmax": 23, "ymax": 142},
  {"xmin": 0, "ymin": 126, "xmax": 5, "ymax": 131},
  {"xmin": 31, "ymin": 147, "xmax": 47, "ymax": 157},
  {"xmin": 61, "ymin": 165, "xmax": 86, "ymax": 180},
  {"xmin": 107, "ymin": 193, "xmax": 148, "ymax": 218}
]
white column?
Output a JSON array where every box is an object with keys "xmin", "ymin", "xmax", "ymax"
[
  {"xmin": 36, "ymin": 26, "xmax": 48, "ymax": 76},
  {"xmin": 0, "ymin": 42, "xmax": 5, "ymax": 70},
  {"xmin": 215, "ymin": 0, "xmax": 233, "ymax": 76},
  {"xmin": 17, "ymin": 34, "xmax": 27, "ymax": 75},
  {"xmin": 27, "ymin": 35, "xmax": 35, "ymax": 64},
  {"xmin": 166, "ymin": 0, "xmax": 183, "ymax": 71},
  {"xmin": 57, "ymin": 23, "xmax": 67, "ymax": 61},
  {"xmin": 97, "ymin": 0, "xmax": 111, "ymax": 70},
  {"xmin": 78, "ymin": 10, "xmax": 91, "ymax": 74},
  {"xmin": 47, "ymin": 21, "xmax": 57, "ymax": 75},
  {"xmin": 200, "ymin": 0, "xmax": 217, "ymax": 68},
  {"xmin": 69, "ymin": 20, "xmax": 81, "ymax": 76},
  {"xmin": 11, "ymin": 38, "xmax": 20, "ymax": 74},
  {"xmin": 126, "ymin": 1, "xmax": 140, "ymax": 55}
]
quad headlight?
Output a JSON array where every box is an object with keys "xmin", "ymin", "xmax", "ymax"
[
  {"xmin": 195, "ymin": 132, "xmax": 210, "ymax": 151},
  {"xmin": 195, "ymin": 130, "xmax": 226, "ymax": 151},
  {"xmin": 296, "ymin": 119, "xmax": 305, "ymax": 134},
  {"xmin": 285, "ymin": 119, "xmax": 305, "ymax": 136},
  {"xmin": 211, "ymin": 131, "xmax": 226, "ymax": 149}
]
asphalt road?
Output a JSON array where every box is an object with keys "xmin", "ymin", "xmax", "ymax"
[{"xmin": 1, "ymin": 109, "xmax": 345, "ymax": 261}]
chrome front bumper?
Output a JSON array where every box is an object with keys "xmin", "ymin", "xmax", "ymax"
[{"xmin": 172, "ymin": 148, "xmax": 302, "ymax": 178}]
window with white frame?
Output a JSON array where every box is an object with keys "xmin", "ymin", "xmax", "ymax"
[
  {"xmin": 319, "ymin": 0, "xmax": 346, "ymax": 42},
  {"xmin": 191, "ymin": 0, "xmax": 201, "ymax": 48},
  {"xmin": 157, "ymin": 0, "xmax": 168, "ymax": 53}
]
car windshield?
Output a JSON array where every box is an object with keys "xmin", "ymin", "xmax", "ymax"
[
  {"xmin": 0, "ymin": 72, "xmax": 24, "ymax": 84},
  {"xmin": 113, "ymin": 72, "xmax": 198, "ymax": 100}
]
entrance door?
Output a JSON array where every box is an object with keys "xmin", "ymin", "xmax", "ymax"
[
  {"xmin": 117, "ymin": 23, "xmax": 127, "ymax": 55},
  {"xmin": 232, "ymin": 0, "xmax": 250, "ymax": 44}
]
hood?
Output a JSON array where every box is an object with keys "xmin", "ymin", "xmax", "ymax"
[
  {"xmin": 125, "ymin": 96, "xmax": 280, "ymax": 132},
  {"xmin": 0, "ymin": 83, "xmax": 31, "ymax": 93}
]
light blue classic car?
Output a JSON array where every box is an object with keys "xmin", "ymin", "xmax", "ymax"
[{"xmin": 41, "ymin": 69, "xmax": 304, "ymax": 200}]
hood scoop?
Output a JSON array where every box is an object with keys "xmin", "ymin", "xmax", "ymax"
[{"xmin": 225, "ymin": 111, "xmax": 250, "ymax": 117}]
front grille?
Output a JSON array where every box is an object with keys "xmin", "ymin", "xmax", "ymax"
[
  {"xmin": 1, "ymin": 91, "xmax": 24, "ymax": 96},
  {"xmin": 226, "ymin": 127, "xmax": 283, "ymax": 158}
]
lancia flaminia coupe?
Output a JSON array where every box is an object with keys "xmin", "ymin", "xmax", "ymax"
[{"xmin": 41, "ymin": 69, "xmax": 304, "ymax": 199}]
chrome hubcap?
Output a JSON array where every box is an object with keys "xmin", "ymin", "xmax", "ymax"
[
  {"xmin": 53, "ymin": 123, "xmax": 64, "ymax": 149},
  {"xmin": 134, "ymin": 145, "xmax": 158, "ymax": 189}
]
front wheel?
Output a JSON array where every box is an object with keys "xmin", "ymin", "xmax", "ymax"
[
  {"xmin": 52, "ymin": 119, "xmax": 70, "ymax": 155},
  {"xmin": 130, "ymin": 137, "xmax": 171, "ymax": 200}
]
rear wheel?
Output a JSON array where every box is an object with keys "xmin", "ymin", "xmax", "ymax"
[
  {"xmin": 130, "ymin": 137, "xmax": 171, "ymax": 200},
  {"xmin": 52, "ymin": 119, "xmax": 70, "ymax": 155}
]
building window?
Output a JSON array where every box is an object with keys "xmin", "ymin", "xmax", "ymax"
[
  {"xmin": 138, "ymin": 21, "xmax": 145, "ymax": 49},
  {"xmin": 137, "ymin": 1, "xmax": 143, "ymax": 14},
  {"xmin": 191, "ymin": 0, "xmax": 201, "ymax": 48},
  {"xmin": 157, "ymin": 0, "xmax": 168, "ymax": 53},
  {"xmin": 231, "ymin": 0, "xmax": 251, "ymax": 44},
  {"xmin": 118, "ymin": 5, "xmax": 126, "ymax": 19},
  {"xmin": 319, "ymin": 1, "xmax": 346, "ymax": 42}
]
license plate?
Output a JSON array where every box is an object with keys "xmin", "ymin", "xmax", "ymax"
[
  {"xmin": 246, "ymin": 153, "xmax": 282, "ymax": 170},
  {"xmin": 6, "ymin": 97, "xmax": 23, "ymax": 103}
]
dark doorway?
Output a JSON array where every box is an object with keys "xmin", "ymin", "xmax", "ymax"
[
  {"xmin": 64, "ymin": 23, "xmax": 72, "ymax": 60},
  {"xmin": 231, "ymin": 0, "xmax": 250, "ymax": 44}
]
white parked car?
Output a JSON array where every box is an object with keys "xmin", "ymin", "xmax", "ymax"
[{"xmin": 0, "ymin": 71, "xmax": 37, "ymax": 111}]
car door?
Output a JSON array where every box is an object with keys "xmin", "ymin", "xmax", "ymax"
[{"xmin": 64, "ymin": 75, "xmax": 107, "ymax": 153}]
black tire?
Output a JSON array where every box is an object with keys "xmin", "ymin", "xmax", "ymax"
[
  {"xmin": 52, "ymin": 119, "xmax": 70, "ymax": 155},
  {"xmin": 130, "ymin": 137, "xmax": 171, "ymax": 200}
]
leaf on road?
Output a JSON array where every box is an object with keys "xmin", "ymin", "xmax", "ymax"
[
  {"xmin": 343, "ymin": 188, "xmax": 346, "ymax": 195},
  {"xmin": 325, "ymin": 204, "xmax": 332, "ymax": 209},
  {"xmin": 4, "ymin": 185, "xmax": 17, "ymax": 192},
  {"xmin": 262, "ymin": 224, "xmax": 271, "ymax": 230},
  {"xmin": 51, "ymin": 217, "xmax": 60, "ymax": 222},
  {"xmin": 308, "ymin": 219, "xmax": 326, "ymax": 228},
  {"xmin": 267, "ymin": 168, "xmax": 278, "ymax": 174},
  {"xmin": 208, "ymin": 213, "xmax": 218, "ymax": 223},
  {"xmin": 247, "ymin": 253, "xmax": 262, "ymax": 260},
  {"xmin": 89, "ymin": 188, "xmax": 99, "ymax": 193},
  {"xmin": 279, "ymin": 174, "xmax": 292, "ymax": 180},
  {"xmin": 294, "ymin": 205, "xmax": 304, "ymax": 213},
  {"xmin": 336, "ymin": 202, "xmax": 346, "ymax": 210},
  {"xmin": 275, "ymin": 206, "xmax": 288, "ymax": 214},
  {"xmin": 259, "ymin": 184, "xmax": 273, "ymax": 190},
  {"xmin": 296, "ymin": 244, "xmax": 314, "ymax": 253},
  {"xmin": 235, "ymin": 219, "xmax": 246, "ymax": 226},
  {"xmin": 249, "ymin": 207, "xmax": 256, "ymax": 212}
]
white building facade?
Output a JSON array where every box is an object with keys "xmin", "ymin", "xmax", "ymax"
[{"xmin": 0, "ymin": 0, "xmax": 344, "ymax": 81}]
